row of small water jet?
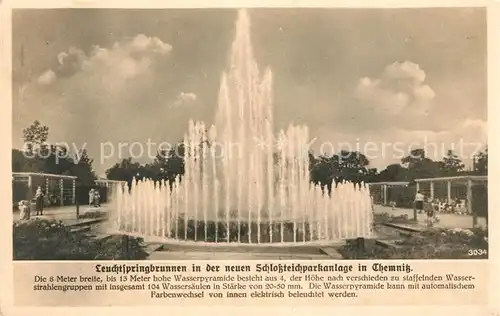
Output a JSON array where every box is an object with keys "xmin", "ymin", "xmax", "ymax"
[{"xmin": 110, "ymin": 177, "xmax": 373, "ymax": 243}]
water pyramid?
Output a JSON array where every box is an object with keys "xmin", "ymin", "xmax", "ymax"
[{"xmin": 109, "ymin": 10, "xmax": 374, "ymax": 244}]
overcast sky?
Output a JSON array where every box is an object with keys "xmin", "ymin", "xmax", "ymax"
[{"xmin": 12, "ymin": 8, "xmax": 487, "ymax": 176}]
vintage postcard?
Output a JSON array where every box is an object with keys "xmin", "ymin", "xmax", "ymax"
[{"xmin": 1, "ymin": 0, "xmax": 498, "ymax": 314}]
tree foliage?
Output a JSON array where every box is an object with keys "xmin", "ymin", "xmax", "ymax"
[
  {"xmin": 474, "ymin": 147, "xmax": 488, "ymax": 175},
  {"xmin": 103, "ymin": 143, "xmax": 482, "ymax": 188},
  {"xmin": 376, "ymin": 163, "xmax": 408, "ymax": 182},
  {"xmin": 442, "ymin": 149, "xmax": 465, "ymax": 175},
  {"xmin": 309, "ymin": 150, "xmax": 371, "ymax": 191},
  {"xmin": 105, "ymin": 142, "xmax": 186, "ymax": 187},
  {"xmin": 12, "ymin": 121, "xmax": 96, "ymax": 185},
  {"xmin": 22, "ymin": 120, "xmax": 49, "ymax": 155},
  {"xmin": 401, "ymin": 148, "xmax": 443, "ymax": 180}
]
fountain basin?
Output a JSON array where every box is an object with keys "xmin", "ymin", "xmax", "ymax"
[
  {"xmin": 109, "ymin": 229, "xmax": 347, "ymax": 248},
  {"xmin": 115, "ymin": 216, "xmax": 370, "ymax": 244}
]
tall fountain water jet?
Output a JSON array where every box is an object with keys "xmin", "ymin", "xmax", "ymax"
[
  {"xmin": 110, "ymin": 9, "xmax": 374, "ymax": 244},
  {"xmin": 213, "ymin": 10, "xmax": 275, "ymax": 220}
]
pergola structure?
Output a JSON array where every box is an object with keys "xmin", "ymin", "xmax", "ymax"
[
  {"xmin": 95, "ymin": 179, "xmax": 127, "ymax": 202},
  {"xmin": 12, "ymin": 172, "xmax": 77, "ymax": 206},
  {"xmin": 415, "ymin": 175, "xmax": 488, "ymax": 226},
  {"xmin": 368, "ymin": 181, "xmax": 410, "ymax": 205},
  {"xmin": 95, "ymin": 179, "xmax": 127, "ymax": 186}
]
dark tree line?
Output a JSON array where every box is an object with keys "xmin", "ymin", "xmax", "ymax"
[
  {"xmin": 13, "ymin": 121, "xmax": 488, "ymax": 190},
  {"xmin": 12, "ymin": 120, "xmax": 96, "ymax": 185},
  {"xmin": 105, "ymin": 143, "xmax": 488, "ymax": 187},
  {"xmin": 105, "ymin": 142, "xmax": 185, "ymax": 188}
]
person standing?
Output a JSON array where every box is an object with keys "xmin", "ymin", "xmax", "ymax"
[
  {"xmin": 94, "ymin": 189, "xmax": 101, "ymax": 207},
  {"xmin": 390, "ymin": 201, "xmax": 396, "ymax": 210},
  {"xmin": 414, "ymin": 190, "xmax": 425, "ymax": 214},
  {"xmin": 424, "ymin": 197, "xmax": 435, "ymax": 227},
  {"xmin": 89, "ymin": 189, "xmax": 95, "ymax": 206},
  {"xmin": 18, "ymin": 200, "xmax": 31, "ymax": 220},
  {"xmin": 34, "ymin": 186, "xmax": 44, "ymax": 216}
]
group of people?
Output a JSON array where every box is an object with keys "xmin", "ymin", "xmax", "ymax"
[
  {"xmin": 17, "ymin": 186, "xmax": 103, "ymax": 221},
  {"xmin": 18, "ymin": 186, "xmax": 45, "ymax": 220},
  {"xmin": 88, "ymin": 188, "xmax": 101, "ymax": 207},
  {"xmin": 428, "ymin": 198, "xmax": 468, "ymax": 215},
  {"xmin": 414, "ymin": 191, "xmax": 440, "ymax": 226}
]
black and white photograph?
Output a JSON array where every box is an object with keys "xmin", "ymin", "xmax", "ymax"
[{"xmin": 12, "ymin": 7, "xmax": 488, "ymax": 261}]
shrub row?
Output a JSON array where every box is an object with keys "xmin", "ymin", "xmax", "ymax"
[
  {"xmin": 339, "ymin": 227, "xmax": 488, "ymax": 259},
  {"xmin": 13, "ymin": 219, "xmax": 148, "ymax": 260}
]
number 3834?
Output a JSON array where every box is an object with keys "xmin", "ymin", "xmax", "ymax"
[{"xmin": 468, "ymin": 249, "xmax": 487, "ymax": 256}]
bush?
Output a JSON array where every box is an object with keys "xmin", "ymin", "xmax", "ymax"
[
  {"xmin": 78, "ymin": 210, "xmax": 108, "ymax": 219},
  {"xmin": 94, "ymin": 236, "xmax": 148, "ymax": 260},
  {"xmin": 339, "ymin": 227, "xmax": 488, "ymax": 259},
  {"xmin": 339, "ymin": 240, "xmax": 396, "ymax": 259},
  {"xmin": 13, "ymin": 219, "xmax": 148, "ymax": 260},
  {"xmin": 403, "ymin": 227, "xmax": 488, "ymax": 248},
  {"xmin": 374, "ymin": 212, "xmax": 417, "ymax": 225}
]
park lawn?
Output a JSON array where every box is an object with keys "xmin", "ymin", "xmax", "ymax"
[
  {"xmin": 13, "ymin": 218, "xmax": 148, "ymax": 260},
  {"xmin": 339, "ymin": 226, "xmax": 488, "ymax": 260},
  {"xmin": 78, "ymin": 210, "xmax": 109, "ymax": 220}
]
